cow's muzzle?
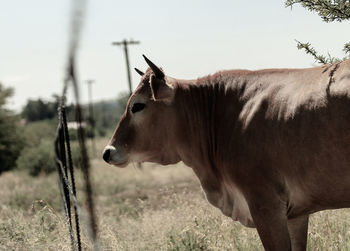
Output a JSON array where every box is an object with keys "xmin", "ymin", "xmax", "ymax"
[
  {"xmin": 102, "ymin": 145, "xmax": 128, "ymax": 167},
  {"xmin": 102, "ymin": 147, "xmax": 111, "ymax": 163}
]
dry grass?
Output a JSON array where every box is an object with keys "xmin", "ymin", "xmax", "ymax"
[{"xmin": 2, "ymin": 138, "xmax": 350, "ymax": 250}]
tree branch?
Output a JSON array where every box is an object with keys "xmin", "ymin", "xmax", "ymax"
[
  {"xmin": 295, "ymin": 40, "xmax": 343, "ymax": 64},
  {"xmin": 285, "ymin": 0, "xmax": 350, "ymax": 22},
  {"xmin": 344, "ymin": 42, "xmax": 350, "ymax": 55}
]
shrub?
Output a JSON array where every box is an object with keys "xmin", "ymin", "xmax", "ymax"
[
  {"xmin": 17, "ymin": 138, "xmax": 82, "ymax": 176},
  {"xmin": 22, "ymin": 119, "xmax": 57, "ymax": 147},
  {"xmin": 167, "ymin": 229, "xmax": 208, "ymax": 251},
  {"xmin": 0, "ymin": 83, "xmax": 24, "ymax": 173},
  {"xmin": 16, "ymin": 140, "xmax": 56, "ymax": 176}
]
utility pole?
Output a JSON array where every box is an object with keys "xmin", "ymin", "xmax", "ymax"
[
  {"xmin": 112, "ymin": 39, "xmax": 142, "ymax": 169},
  {"xmin": 112, "ymin": 39, "xmax": 140, "ymax": 96},
  {"xmin": 86, "ymin": 79, "xmax": 96, "ymax": 156}
]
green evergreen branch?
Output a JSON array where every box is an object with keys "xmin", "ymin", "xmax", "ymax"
[
  {"xmin": 295, "ymin": 40, "xmax": 328, "ymax": 64},
  {"xmin": 285, "ymin": 0, "xmax": 350, "ymax": 22},
  {"xmin": 286, "ymin": 1, "xmax": 349, "ymax": 64},
  {"xmin": 295, "ymin": 40, "xmax": 343, "ymax": 64}
]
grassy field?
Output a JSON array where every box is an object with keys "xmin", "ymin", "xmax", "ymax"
[{"xmin": 2, "ymin": 138, "xmax": 350, "ymax": 250}]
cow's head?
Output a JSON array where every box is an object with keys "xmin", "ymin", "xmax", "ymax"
[{"xmin": 102, "ymin": 55, "xmax": 181, "ymax": 167}]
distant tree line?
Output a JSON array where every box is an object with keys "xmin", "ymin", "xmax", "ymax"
[
  {"xmin": 20, "ymin": 92, "xmax": 128, "ymax": 131},
  {"xmin": 0, "ymin": 83, "xmax": 129, "ymax": 175},
  {"xmin": 21, "ymin": 97, "xmax": 59, "ymax": 121}
]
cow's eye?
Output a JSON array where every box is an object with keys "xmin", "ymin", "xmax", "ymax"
[{"xmin": 131, "ymin": 103, "xmax": 146, "ymax": 113}]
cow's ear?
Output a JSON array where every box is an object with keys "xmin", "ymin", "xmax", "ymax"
[{"xmin": 150, "ymin": 74, "xmax": 174, "ymax": 103}]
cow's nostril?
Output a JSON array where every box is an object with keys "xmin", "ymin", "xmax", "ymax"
[{"xmin": 102, "ymin": 149, "xmax": 110, "ymax": 163}]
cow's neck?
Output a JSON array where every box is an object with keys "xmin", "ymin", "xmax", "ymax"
[
  {"xmin": 174, "ymin": 74, "xmax": 244, "ymax": 190},
  {"xmin": 171, "ymin": 75, "xmax": 255, "ymax": 226},
  {"xmin": 175, "ymin": 75, "xmax": 242, "ymax": 163}
]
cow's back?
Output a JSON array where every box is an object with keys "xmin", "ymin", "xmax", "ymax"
[{"xmin": 230, "ymin": 60, "xmax": 350, "ymax": 216}]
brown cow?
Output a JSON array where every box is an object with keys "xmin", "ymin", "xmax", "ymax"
[{"xmin": 103, "ymin": 55, "xmax": 350, "ymax": 251}]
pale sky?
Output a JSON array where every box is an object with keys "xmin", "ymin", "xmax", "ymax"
[{"xmin": 1, "ymin": 0, "xmax": 349, "ymax": 111}]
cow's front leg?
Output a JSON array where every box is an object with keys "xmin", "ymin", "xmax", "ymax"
[
  {"xmin": 248, "ymin": 198, "xmax": 291, "ymax": 251},
  {"xmin": 287, "ymin": 215, "xmax": 309, "ymax": 251}
]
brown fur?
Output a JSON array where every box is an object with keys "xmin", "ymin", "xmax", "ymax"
[{"xmin": 104, "ymin": 59, "xmax": 350, "ymax": 251}]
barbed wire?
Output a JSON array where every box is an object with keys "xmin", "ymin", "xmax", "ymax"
[{"xmin": 54, "ymin": 0, "xmax": 98, "ymax": 250}]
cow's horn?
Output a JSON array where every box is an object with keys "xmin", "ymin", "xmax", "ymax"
[
  {"xmin": 142, "ymin": 54, "xmax": 164, "ymax": 78},
  {"xmin": 134, "ymin": 68, "xmax": 144, "ymax": 76}
]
